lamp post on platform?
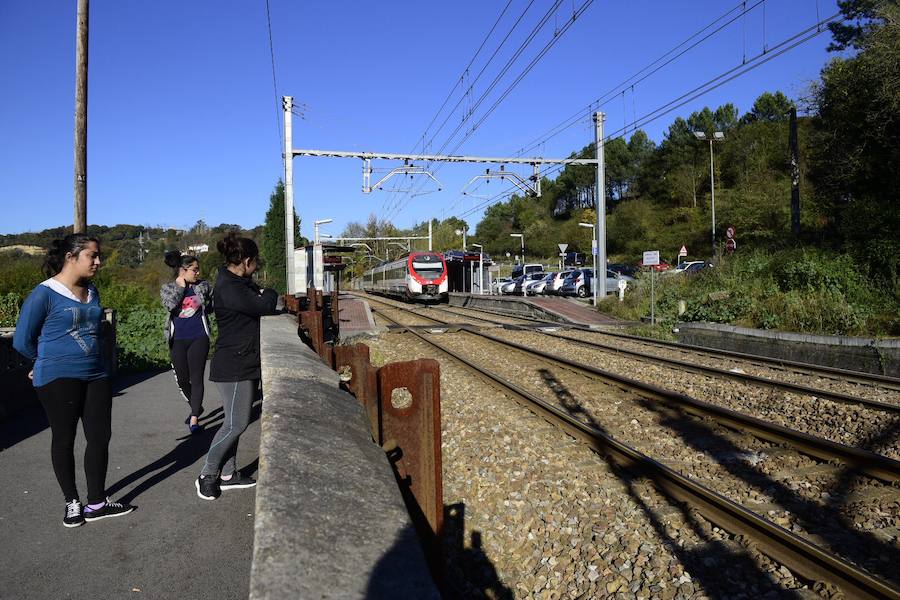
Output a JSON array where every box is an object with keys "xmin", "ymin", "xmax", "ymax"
[
  {"xmin": 509, "ymin": 233, "xmax": 524, "ymax": 264},
  {"xmin": 471, "ymin": 243, "xmax": 483, "ymax": 295},
  {"xmin": 314, "ymin": 218, "xmax": 333, "ymax": 245}
]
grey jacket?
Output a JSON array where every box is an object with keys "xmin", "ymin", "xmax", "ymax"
[{"xmin": 160, "ymin": 280, "xmax": 212, "ymax": 346}]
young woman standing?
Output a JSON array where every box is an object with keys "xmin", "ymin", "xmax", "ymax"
[
  {"xmin": 196, "ymin": 232, "xmax": 278, "ymax": 500},
  {"xmin": 160, "ymin": 251, "xmax": 212, "ymax": 433},
  {"xmin": 13, "ymin": 234, "xmax": 135, "ymax": 527}
]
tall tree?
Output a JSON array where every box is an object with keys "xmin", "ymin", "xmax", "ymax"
[{"xmin": 260, "ymin": 180, "xmax": 301, "ymax": 294}]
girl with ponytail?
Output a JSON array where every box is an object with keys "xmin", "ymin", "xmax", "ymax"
[
  {"xmin": 195, "ymin": 232, "xmax": 278, "ymax": 501},
  {"xmin": 160, "ymin": 250, "xmax": 212, "ymax": 433}
]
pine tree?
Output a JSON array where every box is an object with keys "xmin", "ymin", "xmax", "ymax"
[{"xmin": 260, "ymin": 180, "xmax": 301, "ymax": 294}]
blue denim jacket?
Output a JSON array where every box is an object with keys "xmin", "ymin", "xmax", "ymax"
[{"xmin": 13, "ymin": 279, "xmax": 108, "ymax": 387}]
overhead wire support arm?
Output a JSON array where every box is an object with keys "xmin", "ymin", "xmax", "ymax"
[
  {"xmin": 363, "ymin": 161, "xmax": 443, "ymax": 194},
  {"xmin": 293, "ymin": 148, "xmax": 598, "ymax": 166},
  {"xmin": 462, "ymin": 164, "xmax": 541, "ymax": 197}
]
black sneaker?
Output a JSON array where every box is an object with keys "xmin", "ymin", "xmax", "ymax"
[
  {"xmin": 219, "ymin": 472, "xmax": 257, "ymax": 490},
  {"xmin": 83, "ymin": 498, "xmax": 135, "ymax": 522},
  {"xmin": 196, "ymin": 475, "xmax": 220, "ymax": 500},
  {"xmin": 63, "ymin": 499, "xmax": 84, "ymax": 528}
]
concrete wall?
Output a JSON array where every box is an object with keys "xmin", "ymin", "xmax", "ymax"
[
  {"xmin": 675, "ymin": 322, "xmax": 900, "ymax": 377},
  {"xmin": 252, "ymin": 314, "xmax": 439, "ymax": 600}
]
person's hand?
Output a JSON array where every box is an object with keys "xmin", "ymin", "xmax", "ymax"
[
  {"xmin": 28, "ymin": 370, "xmax": 33, "ymax": 380},
  {"xmin": 176, "ymin": 276, "xmax": 186, "ymax": 288}
]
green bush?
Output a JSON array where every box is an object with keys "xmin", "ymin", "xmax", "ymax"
[
  {"xmin": 116, "ymin": 306, "xmax": 170, "ymax": 372},
  {"xmin": 0, "ymin": 293, "xmax": 22, "ymax": 327}
]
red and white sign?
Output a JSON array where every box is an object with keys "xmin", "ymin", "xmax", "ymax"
[{"xmin": 678, "ymin": 245, "xmax": 688, "ymax": 257}]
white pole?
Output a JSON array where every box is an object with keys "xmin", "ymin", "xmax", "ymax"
[
  {"xmin": 479, "ymin": 250, "xmax": 484, "ymax": 295},
  {"xmin": 284, "ymin": 96, "xmax": 295, "ymax": 295},
  {"xmin": 709, "ymin": 139, "xmax": 716, "ymax": 258},
  {"xmin": 428, "ymin": 220, "xmax": 433, "ymax": 251},
  {"xmin": 594, "ymin": 112, "xmax": 606, "ymax": 305}
]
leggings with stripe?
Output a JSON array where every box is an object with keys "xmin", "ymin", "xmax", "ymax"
[{"xmin": 199, "ymin": 380, "xmax": 256, "ymax": 478}]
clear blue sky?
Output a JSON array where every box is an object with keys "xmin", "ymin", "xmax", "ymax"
[{"xmin": 0, "ymin": 0, "xmax": 840, "ymax": 239}]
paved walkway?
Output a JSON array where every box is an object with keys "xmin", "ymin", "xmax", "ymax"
[
  {"xmin": 528, "ymin": 296, "xmax": 621, "ymax": 326},
  {"xmin": 0, "ymin": 367, "xmax": 259, "ymax": 600}
]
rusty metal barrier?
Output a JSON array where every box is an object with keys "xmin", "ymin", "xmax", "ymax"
[{"xmin": 332, "ymin": 344, "xmax": 443, "ymax": 553}]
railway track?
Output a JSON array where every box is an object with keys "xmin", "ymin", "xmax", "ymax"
[{"xmin": 366, "ymin": 298, "xmax": 900, "ymax": 598}]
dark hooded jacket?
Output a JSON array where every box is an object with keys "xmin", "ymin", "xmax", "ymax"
[{"xmin": 209, "ymin": 266, "xmax": 279, "ymax": 382}]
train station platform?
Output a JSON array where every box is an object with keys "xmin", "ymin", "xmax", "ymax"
[
  {"xmin": 449, "ymin": 293, "xmax": 620, "ymax": 327},
  {"xmin": 0, "ymin": 313, "xmax": 438, "ymax": 600},
  {"xmin": 336, "ymin": 292, "xmax": 379, "ymax": 339}
]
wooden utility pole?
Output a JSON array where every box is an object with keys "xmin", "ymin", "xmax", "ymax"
[{"xmin": 74, "ymin": 0, "xmax": 89, "ymax": 233}]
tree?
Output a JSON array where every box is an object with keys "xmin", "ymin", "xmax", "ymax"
[
  {"xmin": 260, "ymin": 180, "xmax": 301, "ymax": 294},
  {"xmin": 743, "ymin": 91, "xmax": 794, "ymax": 124}
]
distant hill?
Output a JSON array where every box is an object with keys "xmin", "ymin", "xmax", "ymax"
[{"xmin": 0, "ymin": 245, "xmax": 43, "ymax": 256}]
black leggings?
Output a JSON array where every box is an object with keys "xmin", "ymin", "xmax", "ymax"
[
  {"xmin": 35, "ymin": 377, "xmax": 112, "ymax": 504},
  {"xmin": 170, "ymin": 336, "xmax": 209, "ymax": 418}
]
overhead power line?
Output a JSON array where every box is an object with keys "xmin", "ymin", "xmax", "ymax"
[
  {"xmin": 454, "ymin": 11, "xmax": 844, "ymax": 222},
  {"xmin": 264, "ymin": 0, "xmax": 282, "ymax": 162}
]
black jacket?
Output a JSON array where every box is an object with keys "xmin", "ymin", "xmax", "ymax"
[{"xmin": 209, "ymin": 266, "xmax": 279, "ymax": 382}]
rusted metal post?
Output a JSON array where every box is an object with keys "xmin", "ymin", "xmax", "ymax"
[
  {"xmin": 333, "ymin": 344, "xmax": 379, "ymax": 437},
  {"xmin": 377, "ymin": 359, "xmax": 443, "ymax": 538}
]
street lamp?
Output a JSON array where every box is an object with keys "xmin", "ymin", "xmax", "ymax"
[
  {"xmin": 579, "ymin": 222, "xmax": 597, "ymax": 306},
  {"xmin": 313, "ymin": 218, "xmax": 333, "ymax": 245},
  {"xmin": 454, "ymin": 227, "xmax": 468, "ymax": 251},
  {"xmin": 509, "ymin": 233, "xmax": 524, "ymax": 264},
  {"xmin": 471, "ymin": 243, "xmax": 484, "ymax": 295},
  {"xmin": 693, "ymin": 131, "xmax": 725, "ymax": 257}
]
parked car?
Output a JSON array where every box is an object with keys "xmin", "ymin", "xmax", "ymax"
[
  {"xmin": 564, "ymin": 251, "xmax": 586, "ymax": 267},
  {"xmin": 603, "ymin": 269, "xmax": 634, "ymax": 293},
  {"xmin": 510, "ymin": 263, "xmax": 544, "ymax": 279},
  {"xmin": 541, "ymin": 270, "xmax": 574, "ymax": 295},
  {"xmin": 500, "ymin": 275, "xmax": 524, "ymax": 295},
  {"xmin": 608, "ymin": 263, "xmax": 638, "ymax": 278},
  {"xmin": 514, "ymin": 272, "xmax": 547, "ymax": 295},
  {"xmin": 666, "ymin": 260, "xmax": 710, "ymax": 276},
  {"xmin": 559, "ymin": 269, "xmax": 594, "ymax": 298},
  {"xmin": 638, "ymin": 259, "xmax": 671, "ymax": 272},
  {"xmin": 491, "ymin": 276, "xmax": 512, "ymax": 294},
  {"xmin": 527, "ymin": 272, "xmax": 558, "ymax": 295}
]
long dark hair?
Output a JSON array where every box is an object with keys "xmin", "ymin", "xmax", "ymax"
[
  {"xmin": 217, "ymin": 231, "xmax": 259, "ymax": 266},
  {"xmin": 164, "ymin": 250, "xmax": 199, "ymax": 277},
  {"xmin": 43, "ymin": 233, "xmax": 100, "ymax": 277}
]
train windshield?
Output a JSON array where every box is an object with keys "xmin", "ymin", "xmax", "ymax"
[{"xmin": 411, "ymin": 254, "xmax": 444, "ymax": 275}]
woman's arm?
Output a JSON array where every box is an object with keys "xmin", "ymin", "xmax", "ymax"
[
  {"xmin": 12, "ymin": 287, "xmax": 50, "ymax": 360},
  {"xmin": 221, "ymin": 282, "xmax": 279, "ymax": 317},
  {"xmin": 160, "ymin": 282, "xmax": 187, "ymax": 312}
]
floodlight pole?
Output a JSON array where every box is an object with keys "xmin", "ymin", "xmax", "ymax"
[
  {"xmin": 594, "ymin": 112, "xmax": 606, "ymax": 303},
  {"xmin": 284, "ymin": 96, "xmax": 296, "ymax": 295}
]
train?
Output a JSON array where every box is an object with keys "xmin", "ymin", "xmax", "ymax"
[{"xmin": 362, "ymin": 251, "xmax": 448, "ymax": 302}]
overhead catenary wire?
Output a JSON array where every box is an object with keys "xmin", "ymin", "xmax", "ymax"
[
  {"xmin": 454, "ymin": 11, "xmax": 844, "ymax": 223},
  {"xmin": 264, "ymin": 0, "xmax": 282, "ymax": 163}
]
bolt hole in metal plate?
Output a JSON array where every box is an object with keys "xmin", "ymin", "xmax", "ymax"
[
  {"xmin": 338, "ymin": 365, "xmax": 352, "ymax": 382},
  {"xmin": 390, "ymin": 387, "xmax": 414, "ymax": 410}
]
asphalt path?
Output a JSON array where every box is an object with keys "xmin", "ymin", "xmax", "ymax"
[{"xmin": 0, "ymin": 366, "xmax": 259, "ymax": 600}]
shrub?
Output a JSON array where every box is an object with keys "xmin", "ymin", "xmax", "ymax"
[{"xmin": 0, "ymin": 293, "xmax": 22, "ymax": 327}]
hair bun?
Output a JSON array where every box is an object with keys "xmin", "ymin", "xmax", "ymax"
[{"xmin": 164, "ymin": 250, "xmax": 182, "ymax": 268}]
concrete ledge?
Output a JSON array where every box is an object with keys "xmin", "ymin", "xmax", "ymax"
[
  {"xmin": 252, "ymin": 313, "xmax": 439, "ymax": 600},
  {"xmin": 675, "ymin": 322, "xmax": 900, "ymax": 377}
]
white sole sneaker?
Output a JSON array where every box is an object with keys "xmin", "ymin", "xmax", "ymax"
[{"xmin": 195, "ymin": 477, "xmax": 218, "ymax": 500}]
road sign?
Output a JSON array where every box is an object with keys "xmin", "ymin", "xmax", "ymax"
[
  {"xmin": 558, "ymin": 243, "xmax": 568, "ymax": 254},
  {"xmin": 678, "ymin": 245, "xmax": 688, "ymax": 257},
  {"xmin": 725, "ymin": 238, "xmax": 737, "ymax": 252},
  {"xmin": 643, "ymin": 250, "xmax": 660, "ymax": 266},
  {"xmin": 726, "ymin": 226, "xmax": 736, "ymax": 239}
]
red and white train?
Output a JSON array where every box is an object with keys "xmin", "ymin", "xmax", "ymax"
[{"xmin": 362, "ymin": 252, "xmax": 448, "ymax": 302}]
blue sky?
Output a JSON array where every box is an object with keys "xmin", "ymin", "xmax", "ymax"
[{"xmin": 0, "ymin": 0, "xmax": 840, "ymax": 239}]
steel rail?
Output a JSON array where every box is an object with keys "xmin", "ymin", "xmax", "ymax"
[
  {"xmin": 368, "ymin": 297, "xmax": 900, "ymax": 483},
  {"xmin": 417, "ymin": 298, "xmax": 900, "ymax": 390},
  {"xmin": 371, "ymin": 306, "xmax": 900, "ymax": 600}
]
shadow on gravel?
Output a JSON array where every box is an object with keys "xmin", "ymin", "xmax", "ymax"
[
  {"xmin": 106, "ymin": 400, "xmax": 261, "ymax": 504},
  {"xmin": 441, "ymin": 502, "xmax": 513, "ymax": 600},
  {"xmin": 538, "ymin": 368, "xmax": 803, "ymax": 599}
]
